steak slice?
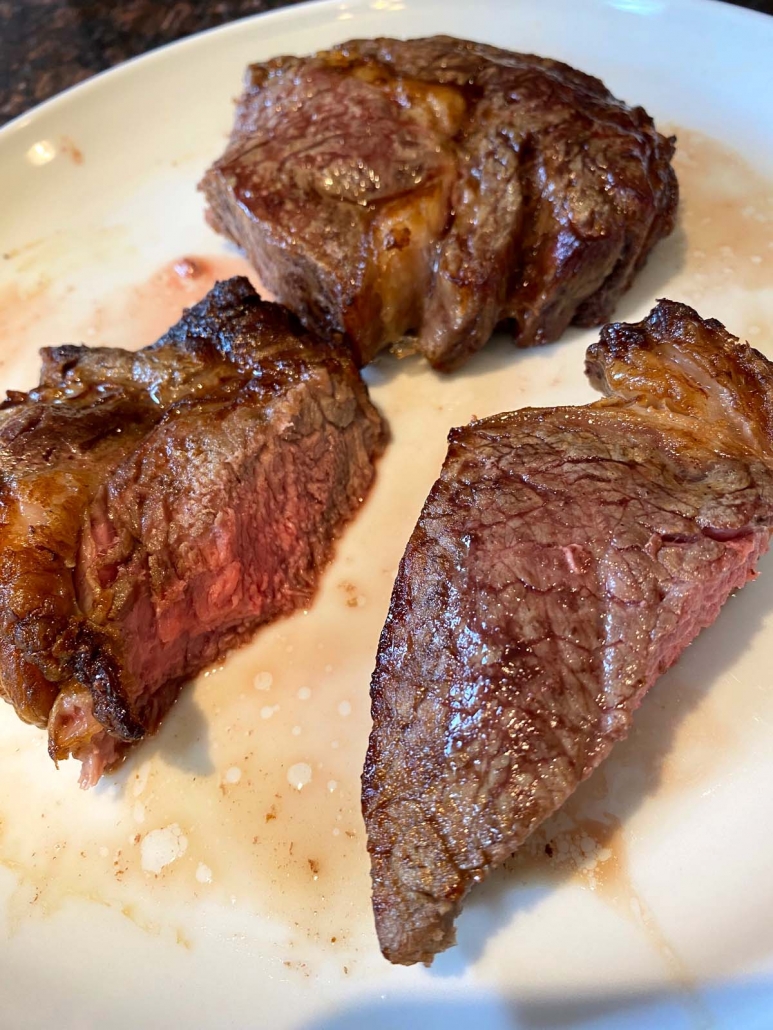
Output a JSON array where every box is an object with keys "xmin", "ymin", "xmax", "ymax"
[
  {"xmin": 0, "ymin": 277, "xmax": 386, "ymax": 786},
  {"xmin": 200, "ymin": 35, "xmax": 678, "ymax": 371},
  {"xmin": 362, "ymin": 300, "xmax": 773, "ymax": 964}
]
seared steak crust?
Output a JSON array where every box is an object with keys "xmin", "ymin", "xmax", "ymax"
[
  {"xmin": 362, "ymin": 300, "xmax": 773, "ymax": 964},
  {"xmin": 201, "ymin": 35, "xmax": 677, "ymax": 370},
  {"xmin": 0, "ymin": 278, "xmax": 386, "ymax": 785}
]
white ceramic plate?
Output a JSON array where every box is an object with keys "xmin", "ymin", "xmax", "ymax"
[{"xmin": 1, "ymin": 1, "xmax": 773, "ymax": 1026}]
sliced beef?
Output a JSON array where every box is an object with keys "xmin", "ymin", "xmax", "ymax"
[
  {"xmin": 201, "ymin": 35, "xmax": 678, "ymax": 371},
  {"xmin": 362, "ymin": 300, "xmax": 773, "ymax": 964},
  {"xmin": 0, "ymin": 277, "xmax": 386, "ymax": 786}
]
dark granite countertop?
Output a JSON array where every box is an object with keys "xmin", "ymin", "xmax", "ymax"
[{"xmin": 1, "ymin": 0, "xmax": 771, "ymax": 127}]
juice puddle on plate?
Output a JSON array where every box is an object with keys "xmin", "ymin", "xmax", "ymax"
[
  {"xmin": 80, "ymin": 252, "xmax": 269, "ymax": 350},
  {"xmin": 0, "ymin": 567, "xmax": 386, "ymax": 972},
  {"xmin": 660, "ymin": 127, "xmax": 773, "ymax": 343},
  {"xmin": 0, "ymin": 252, "xmax": 260, "ymax": 365}
]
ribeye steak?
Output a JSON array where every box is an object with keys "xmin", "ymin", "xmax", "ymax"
[
  {"xmin": 0, "ymin": 278, "xmax": 386, "ymax": 786},
  {"xmin": 362, "ymin": 300, "xmax": 773, "ymax": 964},
  {"xmin": 201, "ymin": 35, "xmax": 678, "ymax": 371}
]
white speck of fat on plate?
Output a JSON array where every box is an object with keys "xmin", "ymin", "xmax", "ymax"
[
  {"xmin": 254, "ymin": 671, "xmax": 273, "ymax": 691},
  {"xmin": 195, "ymin": 863, "xmax": 213, "ymax": 885},
  {"xmin": 287, "ymin": 762, "xmax": 313, "ymax": 790},
  {"xmin": 140, "ymin": 825, "xmax": 189, "ymax": 875}
]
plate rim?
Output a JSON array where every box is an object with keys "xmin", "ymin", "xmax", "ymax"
[
  {"xmin": 1, "ymin": 0, "xmax": 772, "ymax": 145},
  {"xmin": 1, "ymin": 0, "xmax": 773, "ymax": 1025}
]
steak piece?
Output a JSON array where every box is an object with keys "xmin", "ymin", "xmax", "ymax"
[
  {"xmin": 362, "ymin": 300, "xmax": 773, "ymax": 964},
  {"xmin": 0, "ymin": 277, "xmax": 386, "ymax": 787},
  {"xmin": 201, "ymin": 35, "xmax": 678, "ymax": 371}
]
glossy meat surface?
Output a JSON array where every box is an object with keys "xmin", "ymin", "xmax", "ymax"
[
  {"xmin": 0, "ymin": 278, "xmax": 386, "ymax": 785},
  {"xmin": 201, "ymin": 35, "xmax": 678, "ymax": 370},
  {"xmin": 362, "ymin": 301, "xmax": 773, "ymax": 964}
]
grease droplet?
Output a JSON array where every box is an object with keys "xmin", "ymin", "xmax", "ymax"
[
  {"xmin": 140, "ymin": 824, "xmax": 188, "ymax": 875},
  {"xmin": 196, "ymin": 863, "xmax": 213, "ymax": 884},
  {"xmin": 287, "ymin": 762, "xmax": 313, "ymax": 791}
]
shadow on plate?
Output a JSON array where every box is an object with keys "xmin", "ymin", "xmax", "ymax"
[
  {"xmin": 101, "ymin": 686, "xmax": 216, "ymax": 795},
  {"xmin": 300, "ymin": 972, "xmax": 773, "ymax": 1030}
]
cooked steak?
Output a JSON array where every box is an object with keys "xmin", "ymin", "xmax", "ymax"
[
  {"xmin": 362, "ymin": 300, "xmax": 773, "ymax": 965},
  {"xmin": 0, "ymin": 277, "xmax": 386, "ymax": 786},
  {"xmin": 201, "ymin": 35, "xmax": 678, "ymax": 371}
]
